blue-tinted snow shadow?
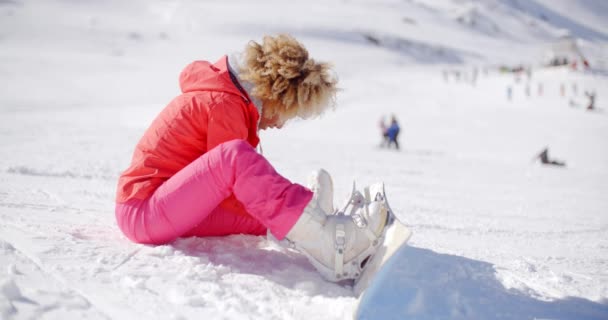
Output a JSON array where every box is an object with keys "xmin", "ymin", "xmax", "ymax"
[
  {"xmin": 225, "ymin": 24, "xmax": 480, "ymax": 64},
  {"xmin": 172, "ymin": 235, "xmax": 354, "ymax": 298},
  {"xmin": 508, "ymin": 0, "xmax": 608, "ymax": 41},
  {"xmin": 299, "ymin": 28, "xmax": 482, "ymax": 64},
  {"xmin": 358, "ymin": 246, "xmax": 608, "ymax": 320}
]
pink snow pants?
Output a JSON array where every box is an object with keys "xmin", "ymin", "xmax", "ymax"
[{"xmin": 115, "ymin": 139, "xmax": 313, "ymax": 245}]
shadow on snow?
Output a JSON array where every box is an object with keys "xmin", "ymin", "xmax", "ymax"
[
  {"xmin": 172, "ymin": 235, "xmax": 607, "ymax": 319},
  {"xmin": 358, "ymin": 246, "xmax": 608, "ymax": 320}
]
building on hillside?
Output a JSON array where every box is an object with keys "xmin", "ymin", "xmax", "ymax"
[{"xmin": 543, "ymin": 35, "xmax": 590, "ymax": 69}]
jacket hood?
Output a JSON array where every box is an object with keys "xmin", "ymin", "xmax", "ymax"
[{"xmin": 178, "ymin": 56, "xmax": 250, "ymax": 103}]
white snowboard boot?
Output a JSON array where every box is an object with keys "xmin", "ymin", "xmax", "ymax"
[
  {"xmin": 286, "ymin": 185, "xmax": 390, "ymax": 282},
  {"xmin": 306, "ymin": 169, "xmax": 334, "ymax": 215}
]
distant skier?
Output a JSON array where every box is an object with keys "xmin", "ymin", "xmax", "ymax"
[
  {"xmin": 386, "ymin": 115, "xmax": 401, "ymax": 150},
  {"xmin": 115, "ymin": 34, "xmax": 387, "ymax": 283},
  {"xmin": 535, "ymin": 147, "xmax": 566, "ymax": 167},
  {"xmin": 585, "ymin": 91, "xmax": 596, "ymax": 111}
]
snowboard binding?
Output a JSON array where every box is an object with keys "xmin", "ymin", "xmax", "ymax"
[
  {"xmin": 328, "ymin": 182, "xmax": 395, "ymax": 280},
  {"xmin": 270, "ymin": 172, "xmax": 402, "ymax": 285}
]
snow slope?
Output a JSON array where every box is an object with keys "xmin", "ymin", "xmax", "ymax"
[{"xmin": 1, "ymin": 0, "xmax": 607, "ymax": 319}]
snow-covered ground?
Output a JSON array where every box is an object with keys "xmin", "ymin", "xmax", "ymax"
[{"xmin": 1, "ymin": 0, "xmax": 607, "ymax": 319}]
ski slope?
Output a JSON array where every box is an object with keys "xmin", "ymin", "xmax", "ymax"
[{"xmin": 1, "ymin": 0, "xmax": 607, "ymax": 319}]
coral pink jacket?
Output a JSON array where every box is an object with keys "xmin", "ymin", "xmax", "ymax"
[{"xmin": 116, "ymin": 56, "xmax": 260, "ymax": 203}]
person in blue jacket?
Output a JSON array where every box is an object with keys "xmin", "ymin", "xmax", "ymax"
[{"xmin": 386, "ymin": 115, "xmax": 400, "ymax": 150}]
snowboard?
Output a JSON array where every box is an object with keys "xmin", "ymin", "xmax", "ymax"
[{"xmin": 353, "ymin": 184, "xmax": 413, "ymax": 319}]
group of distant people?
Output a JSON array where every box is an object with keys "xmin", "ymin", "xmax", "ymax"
[
  {"xmin": 547, "ymin": 57, "xmax": 590, "ymax": 70},
  {"xmin": 506, "ymin": 80, "xmax": 597, "ymax": 112},
  {"xmin": 378, "ymin": 115, "xmax": 401, "ymax": 150}
]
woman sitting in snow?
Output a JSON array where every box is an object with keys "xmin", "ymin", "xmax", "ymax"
[{"xmin": 115, "ymin": 34, "xmax": 388, "ymax": 282}]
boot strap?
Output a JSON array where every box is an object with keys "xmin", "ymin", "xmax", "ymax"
[{"xmin": 334, "ymin": 223, "xmax": 345, "ymax": 278}]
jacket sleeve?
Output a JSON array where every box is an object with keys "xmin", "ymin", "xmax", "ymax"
[{"xmin": 207, "ymin": 99, "xmax": 249, "ymax": 151}]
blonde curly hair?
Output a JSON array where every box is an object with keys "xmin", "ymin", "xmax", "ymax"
[{"xmin": 239, "ymin": 34, "xmax": 338, "ymax": 122}]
